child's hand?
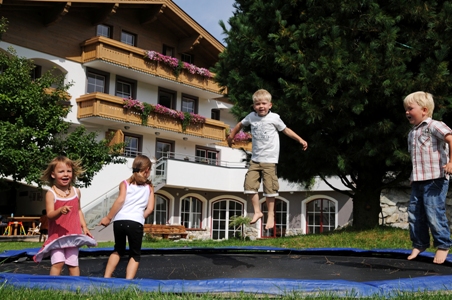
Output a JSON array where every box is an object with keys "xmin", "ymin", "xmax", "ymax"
[
  {"xmin": 83, "ymin": 227, "xmax": 94, "ymax": 238},
  {"xmin": 99, "ymin": 216, "xmax": 111, "ymax": 227},
  {"xmin": 227, "ymin": 135, "xmax": 235, "ymax": 147},
  {"xmin": 60, "ymin": 206, "xmax": 72, "ymax": 215},
  {"xmin": 443, "ymin": 162, "xmax": 452, "ymax": 174},
  {"xmin": 300, "ymin": 139, "xmax": 308, "ymax": 151}
]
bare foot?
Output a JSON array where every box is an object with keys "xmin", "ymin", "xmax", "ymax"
[
  {"xmin": 265, "ymin": 215, "xmax": 275, "ymax": 230},
  {"xmin": 407, "ymin": 248, "xmax": 425, "ymax": 260},
  {"xmin": 433, "ymin": 248, "xmax": 449, "ymax": 264},
  {"xmin": 250, "ymin": 212, "xmax": 263, "ymax": 224}
]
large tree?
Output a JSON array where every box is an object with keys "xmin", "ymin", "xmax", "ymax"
[
  {"xmin": 0, "ymin": 46, "xmax": 125, "ymax": 188},
  {"xmin": 214, "ymin": 1, "xmax": 452, "ymax": 229}
]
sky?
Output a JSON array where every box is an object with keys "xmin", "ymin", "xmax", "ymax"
[{"xmin": 172, "ymin": 0, "xmax": 235, "ymax": 45}]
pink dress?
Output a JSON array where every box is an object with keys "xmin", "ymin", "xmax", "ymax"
[{"xmin": 33, "ymin": 187, "xmax": 97, "ymax": 262}]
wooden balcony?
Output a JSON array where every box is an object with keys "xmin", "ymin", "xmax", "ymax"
[
  {"xmin": 80, "ymin": 36, "xmax": 224, "ymax": 94},
  {"xmin": 76, "ymin": 93, "xmax": 228, "ymax": 141}
]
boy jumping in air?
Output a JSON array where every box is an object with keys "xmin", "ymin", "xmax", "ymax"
[{"xmin": 228, "ymin": 89, "xmax": 308, "ymax": 230}]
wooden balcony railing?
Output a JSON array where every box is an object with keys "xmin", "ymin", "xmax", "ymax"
[
  {"xmin": 80, "ymin": 36, "xmax": 224, "ymax": 94},
  {"xmin": 76, "ymin": 93, "xmax": 228, "ymax": 141}
]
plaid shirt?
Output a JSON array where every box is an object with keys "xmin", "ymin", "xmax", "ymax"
[{"xmin": 408, "ymin": 118, "xmax": 452, "ymax": 181}]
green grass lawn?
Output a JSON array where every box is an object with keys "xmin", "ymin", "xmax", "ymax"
[
  {"xmin": 1, "ymin": 226, "xmax": 451, "ymax": 299},
  {"xmin": 0, "ymin": 225, "xmax": 414, "ymax": 252}
]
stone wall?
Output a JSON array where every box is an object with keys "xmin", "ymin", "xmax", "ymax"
[{"xmin": 380, "ymin": 187, "xmax": 452, "ymax": 230}]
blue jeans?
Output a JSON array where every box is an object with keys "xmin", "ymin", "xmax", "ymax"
[{"xmin": 408, "ymin": 178, "xmax": 452, "ymax": 250}]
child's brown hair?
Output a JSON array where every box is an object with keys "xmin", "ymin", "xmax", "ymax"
[
  {"xmin": 130, "ymin": 154, "xmax": 153, "ymax": 185},
  {"xmin": 41, "ymin": 156, "xmax": 84, "ymax": 186}
]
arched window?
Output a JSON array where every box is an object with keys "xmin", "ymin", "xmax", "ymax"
[
  {"xmin": 306, "ymin": 198, "xmax": 336, "ymax": 234},
  {"xmin": 261, "ymin": 198, "xmax": 288, "ymax": 238},
  {"xmin": 181, "ymin": 196, "xmax": 202, "ymax": 229},
  {"xmin": 146, "ymin": 194, "xmax": 168, "ymax": 225},
  {"xmin": 211, "ymin": 199, "xmax": 243, "ymax": 240}
]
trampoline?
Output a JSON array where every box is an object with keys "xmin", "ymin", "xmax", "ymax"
[{"xmin": 1, "ymin": 246, "xmax": 452, "ymax": 297}]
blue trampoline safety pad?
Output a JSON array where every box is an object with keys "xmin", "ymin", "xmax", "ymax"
[{"xmin": 1, "ymin": 247, "xmax": 452, "ymax": 297}]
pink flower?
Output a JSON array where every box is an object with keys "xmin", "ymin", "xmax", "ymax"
[
  {"xmin": 145, "ymin": 50, "xmax": 212, "ymax": 78},
  {"xmin": 234, "ymin": 130, "xmax": 252, "ymax": 142},
  {"xmin": 123, "ymin": 97, "xmax": 144, "ymax": 111}
]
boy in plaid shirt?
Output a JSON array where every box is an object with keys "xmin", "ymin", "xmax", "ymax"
[{"xmin": 404, "ymin": 91, "xmax": 452, "ymax": 264}]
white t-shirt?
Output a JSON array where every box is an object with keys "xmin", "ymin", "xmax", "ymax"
[
  {"xmin": 113, "ymin": 180, "xmax": 151, "ymax": 225},
  {"xmin": 241, "ymin": 111, "xmax": 286, "ymax": 163}
]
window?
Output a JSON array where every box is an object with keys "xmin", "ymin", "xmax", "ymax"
[
  {"xmin": 162, "ymin": 45, "xmax": 174, "ymax": 57},
  {"xmin": 124, "ymin": 134, "xmax": 142, "ymax": 157},
  {"xmin": 306, "ymin": 198, "xmax": 336, "ymax": 234},
  {"xmin": 156, "ymin": 140, "xmax": 174, "ymax": 159},
  {"xmin": 146, "ymin": 194, "xmax": 168, "ymax": 225},
  {"xmin": 212, "ymin": 199, "xmax": 243, "ymax": 240},
  {"xmin": 211, "ymin": 109, "xmax": 220, "ymax": 120},
  {"xmin": 155, "ymin": 139, "xmax": 174, "ymax": 176},
  {"xmin": 181, "ymin": 53, "xmax": 193, "ymax": 64},
  {"xmin": 181, "ymin": 196, "xmax": 202, "ymax": 229},
  {"xmin": 158, "ymin": 88, "xmax": 176, "ymax": 109},
  {"xmin": 196, "ymin": 147, "xmax": 218, "ymax": 165},
  {"xmin": 115, "ymin": 76, "xmax": 136, "ymax": 99},
  {"xmin": 261, "ymin": 199, "xmax": 287, "ymax": 238},
  {"xmin": 121, "ymin": 30, "xmax": 136, "ymax": 46},
  {"xmin": 87, "ymin": 69, "xmax": 109, "ymax": 93},
  {"xmin": 106, "ymin": 130, "xmax": 142, "ymax": 158},
  {"xmin": 181, "ymin": 95, "xmax": 198, "ymax": 113},
  {"xmin": 96, "ymin": 24, "xmax": 112, "ymax": 38},
  {"xmin": 30, "ymin": 65, "xmax": 42, "ymax": 80}
]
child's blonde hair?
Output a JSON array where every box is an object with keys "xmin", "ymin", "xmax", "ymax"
[
  {"xmin": 252, "ymin": 89, "xmax": 272, "ymax": 103},
  {"xmin": 41, "ymin": 156, "xmax": 84, "ymax": 186},
  {"xmin": 130, "ymin": 154, "xmax": 153, "ymax": 185},
  {"xmin": 403, "ymin": 91, "xmax": 434, "ymax": 117}
]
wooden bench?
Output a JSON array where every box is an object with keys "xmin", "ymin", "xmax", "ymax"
[{"xmin": 143, "ymin": 224, "xmax": 188, "ymax": 239}]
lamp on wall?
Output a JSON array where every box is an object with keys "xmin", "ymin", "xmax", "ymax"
[
  {"xmin": 155, "ymin": 132, "xmax": 160, "ymax": 136},
  {"xmin": 124, "ymin": 126, "xmax": 130, "ymax": 130},
  {"xmin": 184, "ymin": 187, "xmax": 189, "ymax": 191},
  {"xmin": 183, "ymin": 137, "xmax": 188, "ymax": 141}
]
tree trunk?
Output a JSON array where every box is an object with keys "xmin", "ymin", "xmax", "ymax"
[{"xmin": 352, "ymin": 171, "xmax": 384, "ymax": 229}]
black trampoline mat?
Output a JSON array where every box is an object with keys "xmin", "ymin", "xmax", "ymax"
[{"xmin": 1, "ymin": 252, "xmax": 451, "ymax": 281}]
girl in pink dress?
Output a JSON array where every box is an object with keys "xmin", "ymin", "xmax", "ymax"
[{"xmin": 34, "ymin": 156, "xmax": 97, "ymax": 276}]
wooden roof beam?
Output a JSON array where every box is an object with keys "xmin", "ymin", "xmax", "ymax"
[
  {"xmin": 91, "ymin": 3, "xmax": 119, "ymax": 26},
  {"xmin": 44, "ymin": 2, "xmax": 70, "ymax": 27},
  {"xmin": 140, "ymin": 4, "xmax": 166, "ymax": 25},
  {"xmin": 178, "ymin": 34, "xmax": 203, "ymax": 53}
]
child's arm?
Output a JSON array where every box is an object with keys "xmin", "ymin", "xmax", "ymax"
[
  {"xmin": 45, "ymin": 190, "xmax": 71, "ymax": 220},
  {"xmin": 143, "ymin": 184, "xmax": 155, "ymax": 219},
  {"xmin": 443, "ymin": 134, "xmax": 452, "ymax": 174},
  {"xmin": 282, "ymin": 127, "xmax": 308, "ymax": 150},
  {"xmin": 227, "ymin": 122, "xmax": 243, "ymax": 147},
  {"xmin": 99, "ymin": 181, "xmax": 127, "ymax": 227},
  {"xmin": 77, "ymin": 189, "xmax": 93, "ymax": 237}
]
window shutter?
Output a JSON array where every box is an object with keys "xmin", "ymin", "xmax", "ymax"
[
  {"xmin": 108, "ymin": 129, "xmax": 124, "ymax": 146},
  {"xmin": 106, "ymin": 129, "xmax": 124, "ymax": 153}
]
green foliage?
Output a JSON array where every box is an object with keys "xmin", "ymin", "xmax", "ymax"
[
  {"xmin": 229, "ymin": 215, "xmax": 252, "ymax": 240},
  {"xmin": 213, "ymin": 0, "xmax": 452, "ymax": 228},
  {"xmin": 141, "ymin": 102, "xmax": 154, "ymax": 125},
  {"xmin": 229, "ymin": 215, "xmax": 252, "ymax": 227},
  {"xmin": 0, "ymin": 17, "xmax": 8, "ymax": 39},
  {"xmin": 0, "ymin": 47, "xmax": 125, "ymax": 187}
]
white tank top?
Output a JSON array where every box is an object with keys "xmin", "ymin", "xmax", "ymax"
[{"xmin": 113, "ymin": 180, "xmax": 151, "ymax": 225}]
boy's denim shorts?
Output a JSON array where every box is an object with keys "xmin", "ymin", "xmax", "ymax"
[{"xmin": 244, "ymin": 161, "xmax": 279, "ymax": 197}]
